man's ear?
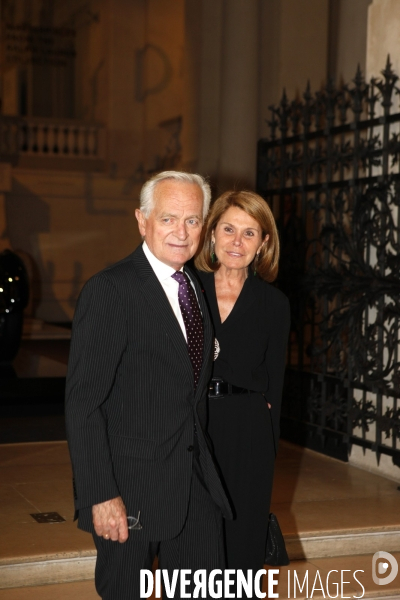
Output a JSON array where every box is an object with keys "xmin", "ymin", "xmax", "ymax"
[{"xmin": 135, "ymin": 209, "xmax": 146, "ymax": 237}]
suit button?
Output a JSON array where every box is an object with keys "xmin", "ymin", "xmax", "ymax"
[{"xmin": 187, "ymin": 445, "xmax": 194, "ymax": 452}]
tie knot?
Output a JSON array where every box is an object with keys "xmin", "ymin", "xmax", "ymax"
[{"xmin": 171, "ymin": 271, "xmax": 187, "ymax": 285}]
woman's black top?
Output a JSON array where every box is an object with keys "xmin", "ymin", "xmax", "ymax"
[{"xmin": 196, "ymin": 270, "xmax": 290, "ymax": 441}]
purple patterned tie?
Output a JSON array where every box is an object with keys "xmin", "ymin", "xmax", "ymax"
[{"xmin": 172, "ymin": 271, "xmax": 204, "ymax": 386}]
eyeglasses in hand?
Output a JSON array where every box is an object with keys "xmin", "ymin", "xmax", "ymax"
[{"xmin": 127, "ymin": 511, "xmax": 142, "ymax": 530}]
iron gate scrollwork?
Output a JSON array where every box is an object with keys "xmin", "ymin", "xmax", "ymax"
[{"xmin": 257, "ymin": 58, "xmax": 400, "ymax": 468}]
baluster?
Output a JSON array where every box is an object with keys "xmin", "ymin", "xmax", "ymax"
[
  {"xmin": 83, "ymin": 128, "xmax": 90, "ymax": 155},
  {"xmin": 53, "ymin": 126, "xmax": 59, "ymax": 153},
  {"xmin": 63, "ymin": 127, "xmax": 70, "ymax": 154},
  {"xmin": 7, "ymin": 121, "xmax": 13, "ymax": 153},
  {"xmin": 11, "ymin": 121, "xmax": 18, "ymax": 154},
  {"xmin": 79, "ymin": 127, "xmax": 85, "ymax": 155},
  {"xmin": 27, "ymin": 123, "xmax": 34, "ymax": 152},
  {"xmin": 36, "ymin": 124, "xmax": 45, "ymax": 154},
  {"xmin": 2, "ymin": 121, "xmax": 7, "ymax": 153},
  {"xmin": 42, "ymin": 125, "xmax": 49, "ymax": 153},
  {"xmin": 6, "ymin": 121, "xmax": 13, "ymax": 153},
  {"xmin": 31, "ymin": 125, "xmax": 38, "ymax": 153},
  {"xmin": 14, "ymin": 121, "xmax": 20, "ymax": 154},
  {"xmin": 73, "ymin": 128, "xmax": 80, "ymax": 155},
  {"xmin": 91, "ymin": 128, "xmax": 98, "ymax": 156},
  {"xmin": 16, "ymin": 122, "xmax": 23, "ymax": 152},
  {"xmin": 2, "ymin": 121, "xmax": 8, "ymax": 153}
]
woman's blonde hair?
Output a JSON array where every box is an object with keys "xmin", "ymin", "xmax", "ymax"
[{"xmin": 195, "ymin": 190, "xmax": 280, "ymax": 283}]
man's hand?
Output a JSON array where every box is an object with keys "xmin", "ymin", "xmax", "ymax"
[{"xmin": 92, "ymin": 496, "xmax": 129, "ymax": 543}]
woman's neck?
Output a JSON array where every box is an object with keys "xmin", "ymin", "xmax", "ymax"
[{"xmin": 215, "ymin": 265, "xmax": 248, "ymax": 285}]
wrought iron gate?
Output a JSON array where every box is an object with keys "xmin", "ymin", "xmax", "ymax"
[{"xmin": 257, "ymin": 58, "xmax": 400, "ymax": 468}]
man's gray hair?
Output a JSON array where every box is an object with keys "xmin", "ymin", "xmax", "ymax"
[{"xmin": 140, "ymin": 171, "xmax": 211, "ymax": 221}]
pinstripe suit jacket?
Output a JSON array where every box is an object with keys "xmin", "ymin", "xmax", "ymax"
[{"xmin": 65, "ymin": 244, "xmax": 231, "ymax": 539}]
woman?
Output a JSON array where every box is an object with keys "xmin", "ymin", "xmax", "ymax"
[{"xmin": 195, "ymin": 190, "xmax": 290, "ymax": 573}]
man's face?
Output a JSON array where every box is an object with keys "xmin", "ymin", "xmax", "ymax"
[{"xmin": 135, "ymin": 179, "xmax": 204, "ymax": 270}]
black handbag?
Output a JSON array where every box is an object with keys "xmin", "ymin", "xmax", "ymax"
[
  {"xmin": 265, "ymin": 512, "xmax": 290, "ymax": 566},
  {"xmin": 264, "ymin": 404, "xmax": 290, "ymax": 566}
]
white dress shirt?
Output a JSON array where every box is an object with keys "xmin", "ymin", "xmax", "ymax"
[{"xmin": 143, "ymin": 241, "xmax": 194, "ymax": 341}]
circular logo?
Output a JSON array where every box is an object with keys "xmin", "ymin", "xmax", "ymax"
[{"xmin": 372, "ymin": 551, "xmax": 398, "ymax": 586}]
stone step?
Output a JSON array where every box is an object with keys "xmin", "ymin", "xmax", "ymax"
[
  {"xmin": 286, "ymin": 528, "xmax": 400, "ymax": 561},
  {"xmin": 0, "ymin": 552, "xmax": 95, "ymax": 590},
  {"xmin": 272, "ymin": 552, "xmax": 400, "ymax": 599},
  {"xmin": 0, "ymin": 579, "xmax": 99, "ymax": 600},
  {"xmin": 2, "ymin": 528, "xmax": 400, "ymax": 590},
  {"xmin": 1, "ymin": 555, "xmax": 400, "ymax": 599}
]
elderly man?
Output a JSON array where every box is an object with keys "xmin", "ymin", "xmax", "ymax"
[{"xmin": 65, "ymin": 171, "xmax": 231, "ymax": 599}]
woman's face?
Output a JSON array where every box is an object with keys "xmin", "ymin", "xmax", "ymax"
[{"xmin": 212, "ymin": 206, "xmax": 268, "ymax": 271}]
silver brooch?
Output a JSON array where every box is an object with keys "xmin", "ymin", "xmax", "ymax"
[{"xmin": 213, "ymin": 338, "xmax": 220, "ymax": 361}]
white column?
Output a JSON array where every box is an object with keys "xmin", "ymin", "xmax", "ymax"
[
  {"xmin": 106, "ymin": 0, "xmax": 146, "ymax": 177},
  {"xmin": 259, "ymin": 0, "xmax": 329, "ymax": 138},
  {"xmin": 366, "ymin": 0, "xmax": 400, "ymax": 79},
  {"xmin": 196, "ymin": 0, "xmax": 224, "ymax": 181},
  {"xmin": 329, "ymin": 0, "xmax": 372, "ymax": 83},
  {"xmin": 181, "ymin": 1, "xmax": 203, "ymax": 173},
  {"xmin": 218, "ymin": 0, "xmax": 260, "ymax": 189},
  {"xmin": 183, "ymin": 0, "xmax": 259, "ymax": 188},
  {"xmin": 182, "ymin": 0, "xmax": 224, "ymax": 182}
]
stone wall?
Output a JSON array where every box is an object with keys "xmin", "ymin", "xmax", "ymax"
[{"xmin": 6, "ymin": 168, "xmax": 141, "ymax": 321}]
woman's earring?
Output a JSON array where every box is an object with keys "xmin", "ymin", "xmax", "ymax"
[
  {"xmin": 253, "ymin": 252, "xmax": 260, "ymax": 276},
  {"xmin": 211, "ymin": 241, "xmax": 216, "ymax": 263}
]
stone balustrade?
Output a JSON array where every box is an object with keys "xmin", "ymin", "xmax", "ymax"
[{"xmin": 0, "ymin": 116, "xmax": 106, "ymax": 168}]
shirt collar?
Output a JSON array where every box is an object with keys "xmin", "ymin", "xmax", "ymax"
[{"xmin": 142, "ymin": 241, "xmax": 183, "ymax": 282}]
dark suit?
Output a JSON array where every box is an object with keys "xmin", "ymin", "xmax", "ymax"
[{"xmin": 65, "ymin": 245, "xmax": 231, "ymax": 597}]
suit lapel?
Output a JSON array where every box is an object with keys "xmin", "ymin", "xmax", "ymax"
[{"xmin": 131, "ymin": 246, "xmax": 194, "ymax": 388}]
